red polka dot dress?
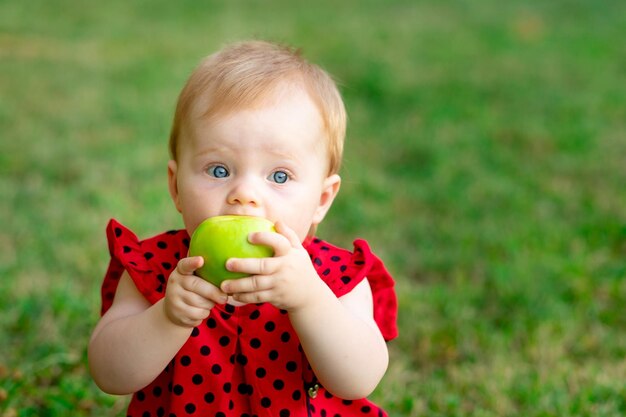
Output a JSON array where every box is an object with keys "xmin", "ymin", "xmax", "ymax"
[{"xmin": 101, "ymin": 219, "xmax": 398, "ymax": 417}]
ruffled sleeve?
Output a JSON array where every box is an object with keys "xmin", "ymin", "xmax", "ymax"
[
  {"xmin": 100, "ymin": 219, "xmax": 188, "ymax": 315},
  {"xmin": 305, "ymin": 238, "xmax": 398, "ymax": 341}
]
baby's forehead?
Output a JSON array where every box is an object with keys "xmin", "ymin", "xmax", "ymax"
[
  {"xmin": 182, "ymin": 89, "xmax": 329, "ymax": 162},
  {"xmin": 189, "ymin": 78, "xmax": 312, "ymax": 121}
]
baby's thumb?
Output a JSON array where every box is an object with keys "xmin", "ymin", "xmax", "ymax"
[{"xmin": 176, "ymin": 256, "xmax": 204, "ymax": 276}]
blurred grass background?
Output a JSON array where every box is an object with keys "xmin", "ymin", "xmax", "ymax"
[{"xmin": 1, "ymin": 0, "xmax": 625, "ymax": 416}]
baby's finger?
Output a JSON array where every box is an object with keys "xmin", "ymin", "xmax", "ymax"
[
  {"xmin": 176, "ymin": 256, "xmax": 204, "ymax": 276},
  {"xmin": 274, "ymin": 221, "xmax": 302, "ymax": 248},
  {"xmin": 248, "ymin": 229, "xmax": 292, "ymax": 257},
  {"xmin": 182, "ymin": 291, "xmax": 218, "ymax": 310},
  {"xmin": 182, "ymin": 275, "xmax": 228, "ymax": 304},
  {"xmin": 221, "ymin": 274, "xmax": 273, "ymax": 295},
  {"xmin": 226, "ymin": 256, "xmax": 278, "ymax": 277},
  {"xmin": 231, "ymin": 289, "xmax": 273, "ymax": 305}
]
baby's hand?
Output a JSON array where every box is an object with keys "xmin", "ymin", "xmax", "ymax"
[
  {"xmin": 164, "ymin": 256, "xmax": 228, "ymax": 328},
  {"xmin": 221, "ymin": 221, "xmax": 326, "ymax": 311}
]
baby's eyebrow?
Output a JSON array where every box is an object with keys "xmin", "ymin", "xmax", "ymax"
[
  {"xmin": 193, "ymin": 145, "xmax": 292, "ymax": 158},
  {"xmin": 192, "ymin": 145, "xmax": 229, "ymax": 157},
  {"xmin": 264, "ymin": 147, "xmax": 297, "ymax": 160}
]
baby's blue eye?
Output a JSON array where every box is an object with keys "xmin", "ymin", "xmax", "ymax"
[
  {"xmin": 209, "ymin": 165, "xmax": 229, "ymax": 178},
  {"xmin": 270, "ymin": 171, "xmax": 289, "ymax": 184}
]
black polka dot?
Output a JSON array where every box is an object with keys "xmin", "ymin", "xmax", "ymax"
[
  {"xmin": 204, "ymin": 392, "xmax": 215, "ymax": 403},
  {"xmin": 206, "ymin": 318, "xmax": 217, "ymax": 329},
  {"xmin": 144, "ymin": 252, "xmax": 154, "ymax": 260},
  {"xmin": 236, "ymin": 354, "xmax": 248, "ymax": 365},
  {"xmin": 273, "ymin": 379, "xmax": 285, "ymax": 390},
  {"xmin": 157, "ymin": 274, "xmax": 166, "ymax": 283},
  {"xmin": 261, "ymin": 397, "xmax": 272, "ymax": 408},
  {"xmin": 180, "ymin": 356, "xmax": 191, "ymax": 366},
  {"xmin": 361, "ymin": 405, "xmax": 372, "ymax": 413},
  {"xmin": 157, "ymin": 241, "xmax": 168, "ymax": 249},
  {"xmin": 331, "ymin": 256, "xmax": 341, "ymax": 262},
  {"xmin": 256, "ymin": 367, "xmax": 267, "ymax": 378},
  {"xmin": 115, "ymin": 227, "xmax": 122, "ymax": 237},
  {"xmin": 215, "ymin": 413, "xmax": 225, "ymax": 417},
  {"xmin": 250, "ymin": 338, "xmax": 261, "ymax": 349},
  {"xmin": 192, "ymin": 374, "xmax": 203, "ymax": 385},
  {"xmin": 191, "ymin": 327, "xmax": 200, "ymax": 337},
  {"xmin": 341, "ymin": 276, "xmax": 351, "ymax": 284},
  {"xmin": 269, "ymin": 350, "xmax": 279, "ymax": 360},
  {"xmin": 292, "ymin": 389, "xmax": 302, "ymax": 401},
  {"xmin": 286, "ymin": 361, "xmax": 297, "ymax": 372},
  {"xmin": 219, "ymin": 336, "xmax": 231, "ymax": 346},
  {"xmin": 161, "ymin": 262, "xmax": 172, "ymax": 270},
  {"xmin": 211, "ymin": 364, "xmax": 222, "ymax": 375},
  {"xmin": 173, "ymin": 384, "xmax": 184, "ymax": 395},
  {"xmin": 264, "ymin": 321, "xmax": 276, "ymax": 332},
  {"xmin": 249, "ymin": 310, "xmax": 260, "ymax": 320},
  {"xmin": 314, "ymin": 257, "xmax": 322, "ymax": 266},
  {"xmin": 153, "ymin": 386, "xmax": 162, "ymax": 397},
  {"xmin": 223, "ymin": 382, "xmax": 231, "ymax": 393},
  {"xmin": 200, "ymin": 345, "xmax": 210, "ymax": 356},
  {"xmin": 123, "ymin": 245, "xmax": 132, "ymax": 253},
  {"xmin": 183, "ymin": 238, "xmax": 190, "ymax": 247},
  {"xmin": 280, "ymin": 332, "xmax": 291, "ymax": 342},
  {"xmin": 136, "ymin": 390, "xmax": 146, "ymax": 401},
  {"xmin": 141, "ymin": 411, "xmax": 150, "ymax": 417},
  {"xmin": 322, "ymin": 268, "xmax": 331, "ymax": 276},
  {"xmin": 225, "ymin": 304, "xmax": 236, "ymax": 313},
  {"xmin": 238, "ymin": 383, "xmax": 250, "ymax": 395},
  {"xmin": 156, "ymin": 407, "xmax": 165, "ymax": 417},
  {"xmin": 340, "ymin": 265, "xmax": 347, "ymax": 272},
  {"xmin": 185, "ymin": 403, "xmax": 196, "ymax": 413},
  {"xmin": 279, "ymin": 410, "xmax": 291, "ymax": 417}
]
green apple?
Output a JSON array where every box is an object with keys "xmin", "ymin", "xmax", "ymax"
[{"xmin": 189, "ymin": 215, "xmax": 275, "ymax": 286}]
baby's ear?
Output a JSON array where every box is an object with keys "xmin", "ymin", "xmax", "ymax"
[
  {"xmin": 167, "ymin": 160, "xmax": 182, "ymax": 213},
  {"xmin": 312, "ymin": 174, "xmax": 341, "ymax": 226}
]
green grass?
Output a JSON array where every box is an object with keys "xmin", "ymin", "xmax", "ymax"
[{"xmin": 1, "ymin": 0, "xmax": 625, "ymax": 415}]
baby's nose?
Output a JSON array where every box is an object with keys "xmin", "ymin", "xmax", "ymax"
[{"xmin": 227, "ymin": 177, "xmax": 261, "ymax": 207}]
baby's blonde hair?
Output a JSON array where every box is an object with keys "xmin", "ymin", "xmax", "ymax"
[{"xmin": 169, "ymin": 40, "xmax": 346, "ymax": 175}]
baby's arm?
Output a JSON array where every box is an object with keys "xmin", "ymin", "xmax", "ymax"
[
  {"xmin": 288, "ymin": 278, "xmax": 388, "ymax": 400},
  {"xmin": 89, "ymin": 257, "xmax": 227, "ymax": 394}
]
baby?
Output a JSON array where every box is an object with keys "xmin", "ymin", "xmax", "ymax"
[{"xmin": 89, "ymin": 40, "xmax": 398, "ymax": 417}]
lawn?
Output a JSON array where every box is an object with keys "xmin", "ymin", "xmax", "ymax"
[{"xmin": 1, "ymin": 0, "xmax": 625, "ymax": 416}]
